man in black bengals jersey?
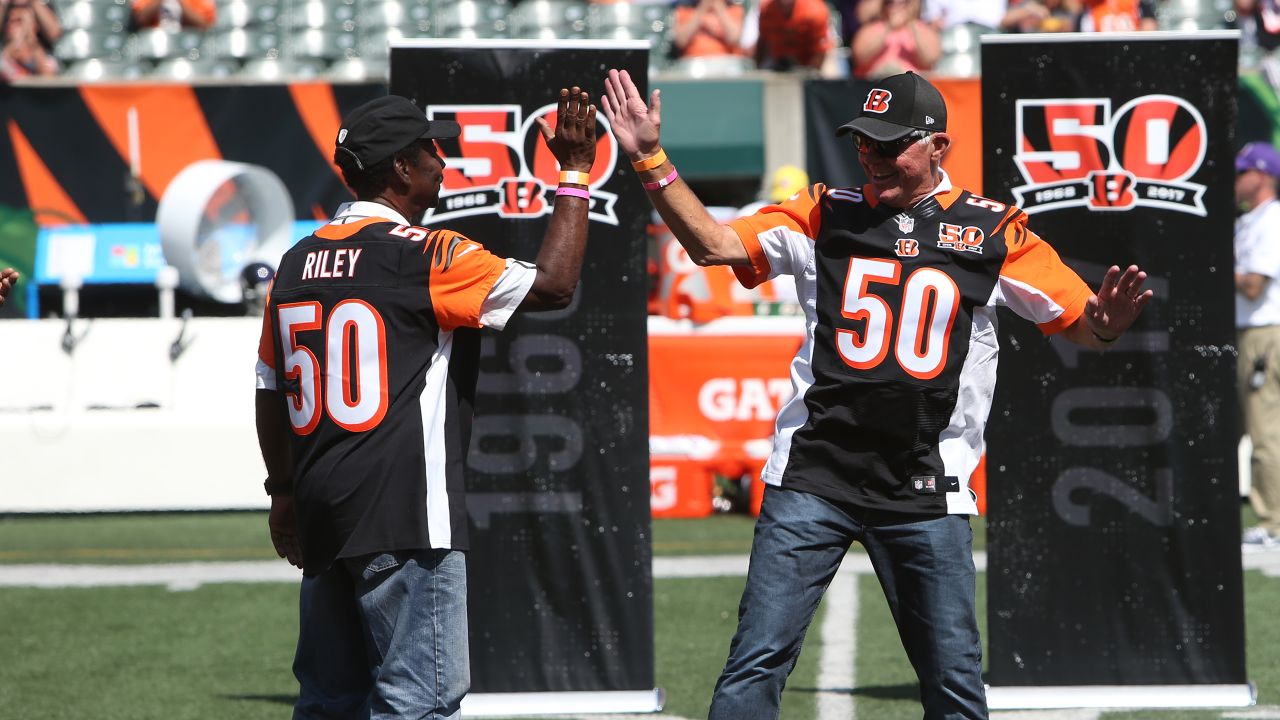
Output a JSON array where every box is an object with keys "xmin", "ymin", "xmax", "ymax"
[
  {"xmin": 604, "ymin": 68, "xmax": 1152, "ymax": 719},
  {"xmin": 255, "ymin": 88, "xmax": 596, "ymax": 719}
]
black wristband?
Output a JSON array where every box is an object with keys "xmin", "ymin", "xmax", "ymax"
[
  {"xmin": 1091, "ymin": 330, "xmax": 1118, "ymax": 344},
  {"xmin": 264, "ymin": 477, "xmax": 292, "ymax": 497}
]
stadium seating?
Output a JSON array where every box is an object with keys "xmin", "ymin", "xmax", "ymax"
[
  {"xmin": 208, "ymin": 26, "xmax": 283, "ymax": 61},
  {"xmin": 215, "ymin": 0, "xmax": 281, "ymax": 29},
  {"xmin": 55, "ymin": 27, "xmax": 130, "ymax": 63},
  {"xmin": 435, "ymin": 0, "xmax": 511, "ymax": 39},
  {"xmin": 134, "ymin": 28, "xmax": 206, "ymax": 61},
  {"xmin": 1157, "ymin": 0, "xmax": 1230, "ymax": 32},
  {"xmin": 933, "ymin": 22, "xmax": 982, "ymax": 78},
  {"xmin": 60, "ymin": 0, "xmax": 132, "ymax": 33},
  {"xmin": 62, "ymin": 57, "xmax": 145, "ymax": 81},
  {"xmin": 43, "ymin": 0, "xmax": 687, "ymax": 82},
  {"xmin": 509, "ymin": 0, "xmax": 587, "ymax": 40},
  {"xmin": 151, "ymin": 55, "xmax": 238, "ymax": 80}
]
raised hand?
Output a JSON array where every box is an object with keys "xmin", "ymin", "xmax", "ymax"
[
  {"xmin": 1084, "ymin": 264, "xmax": 1152, "ymax": 340},
  {"xmin": 536, "ymin": 86, "xmax": 597, "ymax": 174},
  {"xmin": 601, "ymin": 69, "xmax": 662, "ymax": 158}
]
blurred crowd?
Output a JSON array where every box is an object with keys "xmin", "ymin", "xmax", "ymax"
[
  {"xmin": 0, "ymin": 0, "xmax": 1271, "ymax": 84},
  {"xmin": 666, "ymin": 0, "xmax": 1249, "ymax": 79}
]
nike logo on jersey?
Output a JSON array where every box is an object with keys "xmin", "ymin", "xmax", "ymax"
[{"xmin": 301, "ymin": 248, "xmax": 363, "ymax": 280}]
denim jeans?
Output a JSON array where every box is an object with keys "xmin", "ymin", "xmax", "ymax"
[
  {"xmin": 293, "ymin": 548, "xmax": 470, "ymax": 720},
  {"xmin": 708, "ymin": 486, "xmax": 987, "ymax": 720}
]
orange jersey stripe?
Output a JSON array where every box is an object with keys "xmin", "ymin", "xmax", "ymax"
[
  {"xmin": 728, "ymin": 182, "xmax": 827, "ymax": 288},
  {"xmin": 422, "ymin": 229, "xmax": 507, "ymax": 331},
  {"xmin": 315, "ymin": 217, "xmax": 386, "ymax": 240},
  {"xmin": 999, "ymin": 216, "xmax": 1090, "ymax": 334}
]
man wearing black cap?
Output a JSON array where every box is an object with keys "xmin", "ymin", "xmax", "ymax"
[
  {"xmin": 255, "ymin": 88, "xmax": 597, "ymax": 719},
  {"xmin": 603, "ymin": 68, "xmax": 1153, "ymax": 718}
]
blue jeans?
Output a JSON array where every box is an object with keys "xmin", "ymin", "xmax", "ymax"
[
  {"xmin": 708, "ymin": 486, "xmax": 987, "ymax": 720},
  {"xmin": 293, "ymin": 549, "xmax": 470, "ymax": 720}
]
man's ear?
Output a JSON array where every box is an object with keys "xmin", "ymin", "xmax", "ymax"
[
  {"xmin": 931, "ymin": 132, "xmax": 952, "ymax": 162},
  {"xmin": 394, "ymin": 153, "xmax": 412, "ymax": 182}
]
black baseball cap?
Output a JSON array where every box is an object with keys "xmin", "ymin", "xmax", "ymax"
[
  {"xmin": 836, "ymin": 71, "xmax": 947, "ymax": 141},
  {"xmin": 334, "ymin": 95, "xmax": 461, "ymax": 170}
]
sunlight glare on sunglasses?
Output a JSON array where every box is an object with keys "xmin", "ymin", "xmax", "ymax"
[{"xmin": 852, "ymin": 132, "xmax": 930, "ymax": 158}]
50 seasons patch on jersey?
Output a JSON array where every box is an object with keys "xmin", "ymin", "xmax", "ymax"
[
  {"xmin": 1011, "ymin": 94, "xmax": 1207, "ymax": 216},
  {"xmin": 426, "ymin": 103, "xmax": 621, "ymax": 226}
]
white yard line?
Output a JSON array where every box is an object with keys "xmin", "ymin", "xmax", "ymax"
[
  {"xmin": 4, "ymin": 547, "xmax": 1278, "ymax": 589},
  {"xmin": 816, "ymin": 570, "xmax": 858, "ymax": 720},
  {"xmin": 2, "ymin": 549, "xmax": 1277, "ymax": 720}
]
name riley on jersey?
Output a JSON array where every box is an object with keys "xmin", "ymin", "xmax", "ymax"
[{"xmin": 301, "ymin": 248, "xmax": 364, "ymax": 280}]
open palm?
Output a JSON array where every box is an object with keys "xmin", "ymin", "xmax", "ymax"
[{"xmin": 602, "ymin": 69, "xmax": 662, "ymax": 157}]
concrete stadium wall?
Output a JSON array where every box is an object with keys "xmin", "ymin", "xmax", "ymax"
[{"xmin": 0, "ymin": 317, "xmax": 268, "ymax": 512}]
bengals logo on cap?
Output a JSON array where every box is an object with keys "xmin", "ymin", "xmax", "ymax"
[{"xmin": 864, "ymin": 89, "xmax": 892, "ymax": 114}]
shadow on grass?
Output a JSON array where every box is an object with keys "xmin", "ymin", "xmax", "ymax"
[
  {"xmin": 789, "ymin": 683, "xmax": 919, "ymax": 700},
  {"xmin": 223, "ymin": 693, "xmax": 297, "ymax": 706}
]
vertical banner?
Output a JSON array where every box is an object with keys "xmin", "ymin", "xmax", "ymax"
[
  {"xmin": 389, "ymin": 41, "xmax": 658, "ymax": 713},
  {"xmin": 981, "ymin": 33, "xmax": 1250, "ymax": 707}
]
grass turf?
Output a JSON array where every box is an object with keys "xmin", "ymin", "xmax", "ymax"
[{"xmin": 0, "ymin": 509, "xmax": 1269, "ymax": 719}]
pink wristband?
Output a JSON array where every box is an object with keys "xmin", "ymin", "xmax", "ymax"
[
  {"xmin": 555, "ymin": 186, "xmax": 590, "ymax": 200},
  {"xmin": 642, "ymin": 167, "xmax": 679, "ymax": 191}
]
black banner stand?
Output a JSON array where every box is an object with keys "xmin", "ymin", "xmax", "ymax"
[
  {"xmin": 981, "ymin": 31, "xmax": 1252, "ymax": 710},
  {"xmin": 389, "ymin": 40, "xmax": 660, "ymax": 716}
]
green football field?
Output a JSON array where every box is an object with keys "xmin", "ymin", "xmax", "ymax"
[{"xmin": 0, "ymin": 510, "xmax": 1276, "ymax": 720}]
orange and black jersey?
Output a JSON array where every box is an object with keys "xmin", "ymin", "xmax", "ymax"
[
  {"xmin": 727, "ymin": 177, "xmax": 1090, "ymax": 515},
  {"xmin": 256, "ymin": 205, "xmax": 518, "ymax": 575}
]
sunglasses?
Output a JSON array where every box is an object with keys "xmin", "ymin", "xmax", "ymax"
[{"xmin": 851, "ymin": 131, "xmax": 931, "ymax": 158}]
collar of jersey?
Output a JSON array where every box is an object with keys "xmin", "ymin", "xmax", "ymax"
[{"xmin": 333, "ymin": 200, "xmax": 412, "ymax": 227}]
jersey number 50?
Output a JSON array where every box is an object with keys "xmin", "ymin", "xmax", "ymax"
[
  {"xmin": 276, "ymin": 300, "xmax": 389, "ymax": 434},
  {"xmin": 837, "ymin": 257, "xmax": 960, "ymax": 380}
]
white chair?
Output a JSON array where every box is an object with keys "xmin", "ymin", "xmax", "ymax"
[
  {"xmin": 327, "ymin": 55, "xmax": 386, "ymax": 81},
  {"xmin": 587, "ymin": 1, "xmax": 669, "ymax": 39},
  {"xmin": 286, "ymin": 0, "xmax": 359, "ymax": 31},
  {"xmin": 216, "ymin": 0, "xmax": 281, "ymax": 29},
  {"xmin": 63, "ymin": 57, "xmax": 142, "ymax": 81},
  {"xmin": 55, "ymin": 29, "xmax": 130, "ymax": 62},
  {"xmin": 939, "ymin": 23, "xmax": 982, "ymax": 56},
  {"xmin": 510, "ymin": 0, "xmax": 587, "ymax": 39},
  {"xmin": 359, "ymin": 0, "xmax": 434, "ymax": 32},
  {"xmin": 289, "ymin": 27, "xmax": 359, "ymax": 61},
  {"xmin": 133, "ymin": 28, "xmax": 206, "ymax": 60},
  {"xmin": 436, "ymin": 0, "xmax": 511, "ymax": 38},
  {"xmin": 210, "ymin": 26, "xmax": 282, "ymax": 60},
  {"xmin": 932, "ymin": 50, "xmax": 977, "ymax": 78},
  {"xmin": 151, "ymin": 56, "xmax": 238, "ymax": 81},
  {"xmin": 60, "ymin": 0, "xmax": 131, "ymax": 33},
  {"xmin": 668, "ymin": 55, "xmax": 753, "ymax": 78},
  {"xmin": 240, "ymin": 55, "xmax": 325, "ymax": 81}
]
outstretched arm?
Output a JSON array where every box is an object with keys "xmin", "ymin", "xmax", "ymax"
[
  {"xmin": 601, "ymin": 69, "xmax": 747, "ymax": 267},
  {"xmin": 1060, "ymin": 264, "xmax": 1153, "ymax": 349},
  {"xmin": 520, "ymin": 86, "xmax": 598, "ymax": 311}
]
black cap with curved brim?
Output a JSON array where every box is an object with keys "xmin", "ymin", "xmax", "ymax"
[
  {"xmin": 334, "ymin": 95, "xmax": 462, "ymax": 170},
  {"xmin": 836, "ymin": 71, "xmax": 947, "ymax": 142}
]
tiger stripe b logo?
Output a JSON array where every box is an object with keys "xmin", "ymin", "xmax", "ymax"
[{"xmin": 864, "ymin": 89, "xmax": 892, "ymax": 114}]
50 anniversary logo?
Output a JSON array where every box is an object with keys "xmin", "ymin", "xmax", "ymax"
[
  {"xmin": 424, "ymin": 102, "xmax": 620, "ymax": 226},
  {"xmin": 1013, "ymin": 94, "xmax": 1207, "ymax": 216}
]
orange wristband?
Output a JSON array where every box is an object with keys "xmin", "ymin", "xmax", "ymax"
[
  {"xmin": 631, "ymin": 149, "xmax": 667, "ymax": 172},
  {"xmin": 558, "ymin": 170, "xmax": 590, "ymax": 186}
]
